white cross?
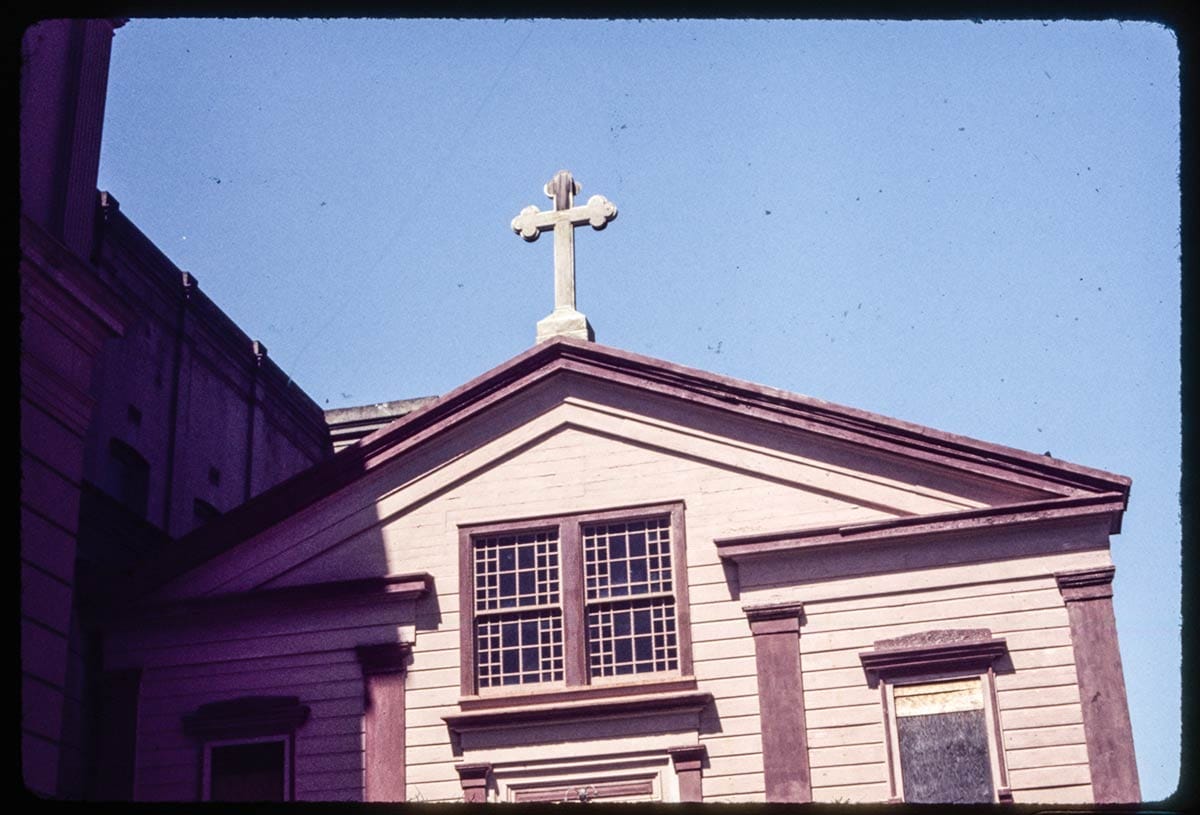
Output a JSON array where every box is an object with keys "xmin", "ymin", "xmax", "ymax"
[{"xmin": 512, "ymin": 170, "xmax": 617, "ymax": 343}]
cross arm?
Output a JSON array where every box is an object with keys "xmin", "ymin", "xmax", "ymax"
[{"xmin": 511, "ymin": 195, "xmax": 618, "ymax": 242}]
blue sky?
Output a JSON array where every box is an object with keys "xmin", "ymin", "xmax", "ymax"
[{"xmin": 97, "ymin": 18, "xmax": 1180, "ymax": 799}]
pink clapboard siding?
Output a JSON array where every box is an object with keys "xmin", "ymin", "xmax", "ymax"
[
  {"xmin": 784, "ymin": 568, "xmax": 1098, "ymax": 803},
  {"xmin": 113, "ymin": 591, "xmax": 418, "ymax": 801}
]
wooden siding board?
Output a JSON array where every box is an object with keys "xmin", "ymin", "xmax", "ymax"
[
  {"xmin": 805, "ymin": 579, "xmax": 1058, "ymax": 616},
  {"xmin": 137, "ymin": 682, "xmax": 361, "ymax": 719},
  {"xmin": 1004, "ymin": 743, "xmax": 1091, "ymax": 770},
  {"xmin": 1010, "ymin": 783, "xmax": 1094, "ymax": 804},
  {"xmin": 1002, "ymin": 723, "xmax": 1087, "ymax": 750},
  {"xmin": 700, "ymin": 733, "xmax": 764, "ymax": 759},
  {"xmin": 801, "ymin": 665, "xmax": 872, "ymax": 691},
  {"xmin": 294, "ymin": 734, "xmax": 364, "ymax": 756},
  {"xmin": 144, "ymin": 649, "xmax": 360, "ymax": 680},
  {"xmin": 404, "ymin": 666, "xmax": 463, "ymax": 692},
  {"xmin": 694, "ymin": 771, "xmax": 766, "ymax": 797},
  {"xmin": 997, "ymin": 684, "xmax": 1083, "ymax": 710},
  {"xmin": 808, "ymin": 743, "xmax": 888, "ymax": 768},
  {"xmin": 294, "ymin": 751, "xmax": 363, "ymax": 773},
  {"xmin": 800, "ymin": 608, "xmax": 1070, "ymax": 653},
  {"xmin": 803, "ymin": 587, "xmax": 1068, "ymax": 633},
  {"xmin": 1008, "ymin": 764, "xmax": 1092, "ymax": 788},
  {"xmin": 111, "ymin": 599, "xmax": 414, "ymax": 651},
  {"xmin": 1001, "ymin": 703, "xmax": 1085, "ymax": 730},
  {"xmin": 806, "ymin": 723, "xmax": 888, "ymax": 749},
  {"xmin": 811, "ymin": 781, "xmax": 891, "ymax": 802},
  {"xmin": 806, "ymin": 704, "xmax": 883, "ymax": 729},
  {"xmin": 138, "ymin": 664, "xmax": 363, "ymax": 700},
  {"xmin": 742, "ymin": 549, "xmax": 1112, "ymax": 608},
  {"xmin": 810, "ymin": 762, "xmax": 888, "ymax": 787},
  {"xmin": 111, "ymin": 623, "xmax": 406, "ymax": 667},
  {"xmin": 700, "ymin": 711, "xmax": 763, "ymax": 738},
  {"xmin": 804, "ymin": 685, "xmax": 879, "ymax": 711},
  {"xmin": 799, "ymin": 633, "xmax": 1074, "ymax": 672},
  {"xmin": 692, "ymin": 636, "xmax": 757, "ymax": 662},
  {"xmin": 21, "ymin": 619, "xmax": 69, "ymax": 687},
  {"xmin": 993, "ymin": 663, "xmax": 1080, "ymax": 691}
]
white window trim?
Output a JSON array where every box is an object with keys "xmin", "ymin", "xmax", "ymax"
[{"xmin": 201, "ymin": 734, "xmax": 291, "ymax": 803}]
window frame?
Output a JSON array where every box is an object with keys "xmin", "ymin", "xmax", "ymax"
[
  {"xmin": 201, "ymin": 734, "xmax": 291, "ymax": 803},
  {"xmin": 182, "ymin": 695, "xmax": 309, "ymax": 803},
  {"xmin": 458, "ymin": 502, "xmax": 692, "ymax": 699},
  {"xmin": 859, "ymin": 632, "xmax": 1013, "ymax": 804}
]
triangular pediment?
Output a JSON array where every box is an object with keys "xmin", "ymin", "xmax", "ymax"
[{"xmin": 119, "ymin": 338, "xmax": 1128, "ymax": 605}]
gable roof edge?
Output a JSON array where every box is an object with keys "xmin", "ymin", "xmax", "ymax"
[{"xmin": 118, "ymin": 337, "xmax": 1130, "ymax": 600}]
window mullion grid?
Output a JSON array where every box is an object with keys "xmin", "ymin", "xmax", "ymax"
[{"xmin": 561, "ymin": 521, "xmax": 587, "ymax": 686}]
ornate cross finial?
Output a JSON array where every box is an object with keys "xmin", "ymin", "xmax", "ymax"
[{"xmin": 511, "ymin": 170, "xmax": 618, "ymax": 343}]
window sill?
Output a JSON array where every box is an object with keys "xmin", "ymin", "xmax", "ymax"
[
  {"xmin": 444, "ymin": 683, "xmax": 710, "ymax": 734},
  {"xmin": 458, "ymin": 676, "xmax": 698, "ymax": 712}
]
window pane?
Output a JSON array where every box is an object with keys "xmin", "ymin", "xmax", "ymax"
[
  {"xmin": 587, "ymin": 598, "xmax": 678, "ymax": 678},
  {"xmin": 209, "ymin": 741, "xmax": 285, "ymax": 802},
  {"xmin": 475, "ymin": 530, "xmax": 559, "ymax": 611},
  {"xmin": 583, "ymin": 517, "xmax": 672, "ymax": 600},
  {"xmin": 476, "ymin": 610, "xmax": 564, "ymax": 688}
]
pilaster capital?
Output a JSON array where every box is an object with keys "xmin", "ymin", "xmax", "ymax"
[
  {"xmin": 1056, "ymin": 566, "xmax": 1115, "ymax": 601},
  {"xmin": 743, "ymin": 600, "xmax": 804, "ymax": 635},
  {"xmin": 355, "ymin": 642, "xmax": 412, "ymax": 676}
]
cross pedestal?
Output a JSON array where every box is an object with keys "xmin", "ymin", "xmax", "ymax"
[{"xmin": 511, "ymin": 170, "xmax": 617, "ymax": 343}]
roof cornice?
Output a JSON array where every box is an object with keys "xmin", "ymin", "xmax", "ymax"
[
  {"xmin": 117, "ymin": 338, "xmax": 1130, "ymax": 598},
  {"xmin": 715, "ymin": 492, "xmax": 1127, "ymax": 563}
]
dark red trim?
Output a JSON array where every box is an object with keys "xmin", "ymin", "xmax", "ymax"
[
  {"xmin": 356, "ymin": 642, "xmax": 411, "ymax": 676},
  {"xmin": 117, "ymin": 337, "xmax": 1129, "ymax": 598},
  {"xmin": 100, "ymin": 572, "xmax": 431, "ymax": 620},
  {"xmin": 745, "ymin": 602, "xmax": 811, "ymax": 803},
  {"xmin": 455, "ymin": 762, "xmax": 491, "ymax": 803},
  {"xmin": 668, "ymin": 744, "xmax": 707, "ymax": 802},
  {"xmin": 1056, "ymin": 565, "xmax": 1116, "ymax": 600},
  {"xmin": 357, "ymin": 646, "xmax": 408, "ymax": 802},
  {"xmin": 459, "ymin": 526, "xmax": 477, "ymax": 697},
  {"xmin": 716, "ymin": 493, "xmax": 1126, "ymax": 562},
  {"xmin": 562, "ymin": 518, "xmax": 586, "ymax": 686},
  {"xmin": 182, "ymin": 695, "xmax": 309, "ymax": 741},
  {"xmin": 670, "ymin": 503, "xmax": 693, "ymax": 673},
  {"xmin": 859, "ymin": 635, "xmax": 1008, "ymax": 686},
  {"xmin": 443, "ymin": 690, "xmax": 712, "ymax": 733},
  {"xmin": 1055, "ymin": 568, "xmax": 1140, "ymax": 802},
  {"xmin": 459, "ymin": 677, "xmax": 698, "ymax": 711}
]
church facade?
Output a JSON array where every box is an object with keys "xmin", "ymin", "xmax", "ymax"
[
  {"xmin": 99, "ymin": 338, "xmax": 1139, "ymax": 804},
  {"xmin": 22, "ymin": 18, "xmax": 1140, "ymax": 805}
]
